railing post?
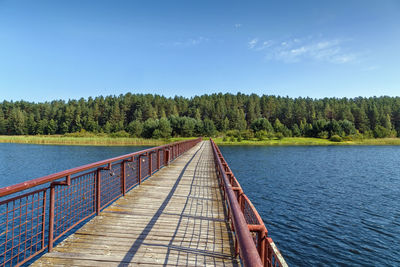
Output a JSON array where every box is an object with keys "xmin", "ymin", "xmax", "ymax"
[
  {"xmin": 266, "ymin": 238, "xmax": 272, "ymax": 267},
  {"xmin": 157, "ymin": 149, "xmax": 160, "ymax": 169},
  {"xmin": 121, "ymin": 161, "xmax": 126, "ymax": 196},
  {"xmin": 165, "ymin": 149, "xmax": 170, "ymax": 166},
  {"xmin": 259, "ymin": 230, "xmax": 266, "ymax": 266},
  {"xmin": 48, "ymin": 185, "xmax": 55, "ymax": 251},
  {"xmin": 96, "ymin": 169, "xmax": 101, "ymax": 215},
  {"xmin": 138, "ymin": 155, "xmax": 142, "ymax": 185},
  {"xmin": 149, "ymin": 152, "xmax": 152, "ymax": 176},
  {"xmin": 42, "ymin": 191, "xmax": 47, "ymax": 249}
]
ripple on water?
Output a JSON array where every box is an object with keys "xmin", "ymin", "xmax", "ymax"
[{"xmin": 220, "ymin": 145, "xmax": 400, "ymax": 266}]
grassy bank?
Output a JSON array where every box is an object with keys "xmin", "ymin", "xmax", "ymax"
[
  {"xmin": 213, "ymin": 137, "xmax": 400, "ymax": 146},
  {"xmin": 1, "ymin": 135, "xmax": 400, "ymax": 146},
  {"xmin": 0, "ymin": 135, "xmax": 166, "ymax": 146}
]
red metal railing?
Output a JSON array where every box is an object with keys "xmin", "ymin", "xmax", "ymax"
[
  {"xmin": 210, "ymin": 139, "xmax": 288, "ymax": 267},
  {"xmin": 0, "ymin": 138, "xmax": 201, "ymax": 267}
]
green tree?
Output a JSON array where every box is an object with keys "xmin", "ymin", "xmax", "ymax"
[
  {"xmin": 127, "ymin": 120, "xmax": 143, "ymax": 137},
  {"xmin": 203, "ymin": 119, "xmax": 216, "ymax": 136},
  {"xmin": 157, "ymin": 118, "xmax": 172, "ymax": 138},
  {"xmin": 0, "ymin": 110, "xmax": 6, "ymax": 134},
  {"xmin": 142, "ymin": 118, "xmax": 158, "ymax": 138},
  {"xmin": 8, "ymin": 108, "xmax": 26, "ymax": 135}
]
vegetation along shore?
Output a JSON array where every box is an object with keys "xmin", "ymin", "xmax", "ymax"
[
  {"xmin": 1, "ymin": 134, "xmax": 400, "ymax": 146},
  {"xmin": 1, "ymin": 93, "xmax": 400, "ymax": 146}
]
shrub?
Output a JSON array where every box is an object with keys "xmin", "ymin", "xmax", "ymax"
[
  {"xmin": 229, "ymin": 136, "xmax": 235, "ymax": 142},
  {"xmin": 255, "ymin": 130, "xmax": 266, "ymax": 141},
  {"xmin": 110, "ymin": 130, "xmax": 130, "ymax": 138},
  {"xmin": 350, "ymin": 132, "xmax": 363, "ymax": 140},
  {"xmin": 275, "ymin": 132, "xmax": 284, "ymax": 140},
  {"xmin": 317, "ymin": 131, "xmax": 329, "ymax": 139},
  {"xmin": 226, "ymin": 130, "xmax": 240, "ymax": 138},
  {"xmin": 330, "ymin": 135, "xmax": 342, "ymax": 142},
  {"xmin": 241, "ymin": 130, "xmax": 253, "ymax": 140},
  {"xmin": 237, "ymin": 135, "xmax": 242, "ymax": 142},
  {"xmin": 267, "ymin": 132, "xmax": 275, "ymax": 140},
  {"xmin": 64, "ymin": 129, "xmax": 97, "ymax": 137},
  {"xmin": 222, "ymin": 136, "xmax": 228, "ymax": 142},
  {"xmin": 342, "ymin": 136, "xmax": 353, "ymax": 141}
]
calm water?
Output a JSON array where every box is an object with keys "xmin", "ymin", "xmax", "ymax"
[
  {"xmin": 1, "ymin": 143, "xmax": 399, "ymax": 266},
  {"xmin": 220, "ymin": 145, "xmax": 400, "ymax": 266},
  {"xmin": 0, "ymin": 143, "xmax": 149, "ymax": 187}
]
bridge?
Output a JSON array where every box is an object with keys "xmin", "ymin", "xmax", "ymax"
[{"xmin": 0, "ymin": 138, "xmax": 287, "ymax": 267}]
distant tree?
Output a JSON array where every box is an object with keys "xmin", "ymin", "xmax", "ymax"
[
  {"xmin": 251, "ymin": 118, "xmax": 273, "ymax": 133},
  {"xmin": 1, "ymin": 93, "xmax": 400, "ymax": 140},
  {"xmin": 203, "ymin": 119, "xmax": 216, "ymax": 136},
  {"xmin": 142, "ymin": 119, "xmax": 158, "ymax": 138},
  {"xmin": 374, "ymin": 125, "xmax": 391, "ymax": 138},
  {"xmin": 292, "ymin": 124, "xmax": 301, "ymax": 137},
  {"xmin": 47, "ymin": 119, "xmax": 57, "ymax": 135},
  {"xmin": 8, "ymin": 108, "xmax": 26, "ymax": 135},
  {"xmin": 157, "ymin": 118, "xmax": 172, "ymax": 138},
  {"xmin": 339, "ymin": 120, "xmax": 357, "ymax": 136},
  {"xmin": 127, "ymin": 120, "xmax": 143, "ymax": 137},
  {"xmin": 0, "ymin": 110, "xmax": 6, "ymax": 135}
]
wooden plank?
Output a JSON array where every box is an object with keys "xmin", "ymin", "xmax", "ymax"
[{"xmin": 32, "ymin": 141, "xmax": 238, "ymax": 266}]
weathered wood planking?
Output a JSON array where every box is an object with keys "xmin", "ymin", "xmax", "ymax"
[{"xmin": 32, "ymin": 141, "xmax": 239, "ymax": 266}]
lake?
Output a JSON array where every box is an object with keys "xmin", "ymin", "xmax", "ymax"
[
  {"xmin": 0, "ymin": 143, "xmax": 399, "ymax": 266},
  {"xmin": 0, "ymin": 143, "xmax": 149, "ymax": 187},
  {"xmin": 220, "ymin": 145, "xmax": 400, "ymax": 266}
]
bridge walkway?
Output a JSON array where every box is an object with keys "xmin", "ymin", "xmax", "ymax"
[{"xmin": 32, "ymin": 141, "xmax": 239, "ymax": 266}]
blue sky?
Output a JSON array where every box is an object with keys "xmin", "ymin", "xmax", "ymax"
[{"xmin": 1, "ymin": 0, "xmax": 399, "ymax": 102}]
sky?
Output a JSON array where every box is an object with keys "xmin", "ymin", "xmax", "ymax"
[{"xmin": 0, "ymin": 0, "xmax": 400, "ymax": 102}]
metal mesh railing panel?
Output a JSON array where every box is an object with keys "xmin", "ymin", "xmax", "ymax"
[
  {"xmin": 0, "ymin": 189, "xmax": 47, "ymax": 266},
  {"xmin": 53, "ymin": 171, "xmax": 96, "ymax": 242},
  {"xmin": 140, "ymin": 155, "xmax": 149, "ymax": 180},
  {"xmin": 151, "ymin": 153, "xmax": 157, "ymax": 173},
  {"xmin": 125, "ymin": 158, "xmax": 139, "ymax": 190},
  {"xmin": 100, "ymin": 163, "xmax": 123, "ymax": 208}
]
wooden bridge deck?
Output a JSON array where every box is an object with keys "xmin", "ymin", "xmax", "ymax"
[{"xmin": 32, "ymin": 141, "xmax": 239, "ymax": 266}]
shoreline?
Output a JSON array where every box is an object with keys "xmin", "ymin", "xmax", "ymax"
[
  {"xmin": 1, "ymin": 135, "xmax": 400, "ymax": 146},
  {"xmin": 0, "ymin": 135, "xmax": 165, "ymax": 146}
]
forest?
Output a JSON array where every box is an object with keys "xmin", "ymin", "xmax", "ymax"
[{"xmin": 1, "ymin": 93, "xmax": 399, "ymax": 140}]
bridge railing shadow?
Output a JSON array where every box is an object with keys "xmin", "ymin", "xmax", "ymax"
[{"xmin": 118, "ymin": 141, "xmax": 238, "ymax": 267}]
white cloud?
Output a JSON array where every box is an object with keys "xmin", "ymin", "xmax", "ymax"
[
  {"xmin": 248, "ymin": 36, "xmax": 357, "ymax": 64},
  {"xmin": 248, "ymin": 38, "xmax": 258, "ymax": 49},
  {"xmin": 254, "ymin": 40, "xmax": 273, "ymax": 51},
  {"xmin": 170, "ymin": 37, "xmax": 208, "ymax": 47},
  {"xmin": 235, "ymin": 23, "xmax": 242, "ymax": 28}
]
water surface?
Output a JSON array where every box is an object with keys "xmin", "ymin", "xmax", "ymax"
[
  {"xmin": 220, "ymin": 145, "xmax": 400, "ymax": 266},
  {"xmin": 1, "ymin": 143, "xmax": 399, "ymax": 266},
  {"xmin": 0, "ymin": 143, "xmax": 149, "ymax": 187}
]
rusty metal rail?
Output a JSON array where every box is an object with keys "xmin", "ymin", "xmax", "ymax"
[
  {"xmin": 210, "ymin": 138, "xmax": 288, "ymax": 267},
  {"xmin": 0, "ymin": 138, "xmax": 201, "ymax": 267}
]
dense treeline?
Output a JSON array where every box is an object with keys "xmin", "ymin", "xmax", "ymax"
[{"xmin": 1, "ymin": 93, "xmax": 400, "ymax": 139}]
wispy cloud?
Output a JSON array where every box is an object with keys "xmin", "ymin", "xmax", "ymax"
[
  {"xmin": 248, "ymin": 38, "xmax": 258, "ymax": 49},
  {"xmin": 248, "ymin": 36, "xmax": 358, "ymax": 64},
  {"xmin": 235, "ymin": 23, "xmax": 242, "ymax": 28},
  {"xmin": 174, "ymin": 36, "xmax": 208, "ymax": 46},
  {"xmin": 162, "ymin": 37, "xmax": 208, "ymax": 47}
]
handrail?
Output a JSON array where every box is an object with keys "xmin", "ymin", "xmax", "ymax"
[
  {"xmin": 210, "ymin": 138, "xmax": 288, "ymax": 267},
  {"xmin": 0, "ymin": 137, "xmax": 202, "ymax": 266},
  {"xmin": 0, "ymin": 139, "xmax": 197, "ymax": 198}
]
